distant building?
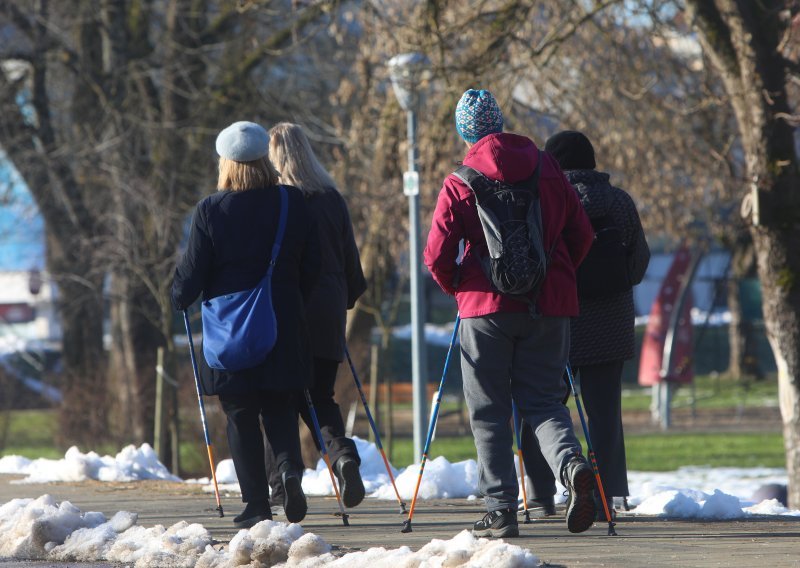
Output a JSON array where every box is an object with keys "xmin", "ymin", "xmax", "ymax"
[{"xmin": 0, "ymin": 153, "xmax": 56, "ymax": 349}]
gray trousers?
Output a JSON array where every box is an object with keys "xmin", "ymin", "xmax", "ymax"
[
  {"xmin": 523, "ymin": 361, "xmax": 630, "ymax": 500},
  {"xmin": 460, "ymin": 313, "xmax": 582, "ymax": 512}
]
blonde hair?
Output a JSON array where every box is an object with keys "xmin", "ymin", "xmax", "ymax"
[
  {"xmin": 217, "ymin": 156, "xmax": 280, "ymax": 191},
  {"xmin": 268, "ymin": 122, "xmax": 337, "ymax": 196}
]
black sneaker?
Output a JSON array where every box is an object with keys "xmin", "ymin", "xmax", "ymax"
[
  {"xmin": 519, "ymin": 496, "xmax": 557, "ymax": 518},
  {"xmin": 562, "ymin": 456, "xmax": 596, "ymax": 533},
  {"xmin": 281, "ymin": 471, "xmax": 308, "ymax": 523},
  {"xmin": 472, "ymin": 508, "xmax": 519, "ymax": 538},
  {"xmin": 335, "ymin": 456, "xmax": 366, "ymax": 508},
  {"xmin": 233, "ymin": 500, "xmax": 272, "ymax": 529}
]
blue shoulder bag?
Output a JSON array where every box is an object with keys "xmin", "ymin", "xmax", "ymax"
[{"xmin": 201, "ymin": 186, "xmax": 288, "ymax": 372}]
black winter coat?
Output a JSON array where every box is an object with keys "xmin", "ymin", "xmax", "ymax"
[
  {"xmin": 171, "ymin": 185, "xmax": 320, "ymax": 395},
  {"xmin": 567, "ymin": 170, "xmax": 650, "ymax": 366},
  {"xmin": 304, "ymin": 187, "xmax": 367, "ymax": 361}
]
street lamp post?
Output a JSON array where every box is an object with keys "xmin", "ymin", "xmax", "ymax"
[{"xmin": 388, "ymin": 53, "xmax": 430, "ymax": 460}]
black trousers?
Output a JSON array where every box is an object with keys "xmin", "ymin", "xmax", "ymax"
[
  {"xmin": 218, "ymin": 389, "xmax": 304, "ymax": 504},
  {"xmin": 266, "ymin": 357, "xmax": 360, "ymax": 500},
  {"xmin": 522, "ymin": 360, "xmax": 630, "ymax": 499}
]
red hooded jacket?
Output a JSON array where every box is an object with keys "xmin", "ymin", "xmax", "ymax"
[{"xmin": 424, "ymin": 132, "xmax": 593, "ymax": 318}]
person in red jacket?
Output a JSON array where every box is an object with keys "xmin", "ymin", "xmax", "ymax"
[{"xmin": 424, "ymin": 89, "xmax": 596, "ymax": 538}]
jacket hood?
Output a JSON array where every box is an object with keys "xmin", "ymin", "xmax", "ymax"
[
  {"xmin": 564, "ymin": 169, "xmax": 612, "ymax": 217},
  {"xmin": 461, "ymin": 133, "xmax": 540, "ymax": 183}
]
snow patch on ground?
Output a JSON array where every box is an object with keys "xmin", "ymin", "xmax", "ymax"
[
  {"xmin": 0, "ymin": 495, "xmax": 538, "ymax": 567},
  {"xmin": 2, "ymin": 440, "xmax": 799, "ymax": 520},
  {"xmin": 0, "ymin": 444, "xmax": 181, "ymax": 483}
]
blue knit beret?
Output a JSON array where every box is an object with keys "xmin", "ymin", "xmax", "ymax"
[
  {"xmin": 455, "ymin": 89, "xmax": 504, "ymax": 144},
  {"xmin": 215, "ymin": 121, "xmax": 269, "ymax": 162}
]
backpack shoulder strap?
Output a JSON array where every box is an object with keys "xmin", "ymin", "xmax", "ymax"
[
  {"xmin": 453, "ymin": 151, "xmax": 543, "ymax": 198},
  {"xmin": 522, "ymin": 150, "xmax": 543, "ymax": 192},
  {"xmin": 589, "ymin": 213, "xmax": 614, "ymax": 230},
  {"xmin": 452, "ymin": 165, "xmax": 494, "ymax": 201}
]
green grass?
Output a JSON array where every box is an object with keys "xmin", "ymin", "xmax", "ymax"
[
  {"xmin": 180, "ymin": 443, "xmax": 212, "ymax": 477},
  {"xmin": 0, "ymin": 408, "xmax": 218, "ymax": 477},
  {"xmin": 623, "ymin": 432, "xmax": 784, "ymax": 470},
  {"xmin": 386, "ymin": 431, "xmax": 785, "ymax": 472},
  {"xmin": 619, "ymin": 374, "xmax": 779, "ymax": 412},
  {"xmin": 0, "ymin": 409, "xmax": 60, "ymax": 458},
  {"xmin": 387, "ymin": 435, "xmax": 480, "ymax": 468},
  {"xmin": 0, "ymin": 376, "xmax": 785, "ymax": 476}
]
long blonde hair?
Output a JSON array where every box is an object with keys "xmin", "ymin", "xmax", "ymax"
[
  {"xmin": 217, "ymin": 156, "xmax": 280, "ymax": 191},
  {"xmin": 268, "ymin": 122, "xmax": 337, "ymax": 196}
]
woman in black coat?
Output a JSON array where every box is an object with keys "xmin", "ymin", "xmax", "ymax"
[
  {"xmin": 264, "ymin": 122, "xmax": 368, "ymax": 510},
  {"xmin": 171, "ymin": 121, "xmax": 320, "ymax": 528},
  {"xmin": 521, "ymin": 131, "xmax": 650, "ymax": 518}
]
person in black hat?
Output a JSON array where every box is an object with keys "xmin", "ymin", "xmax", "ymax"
[
  {"xmin": 425, "ymin": 93, "xmax": 598, "ymax": 538},
  {"xmin": 520, "ymin": 130, "xmax": 650, "ymax": 519}
]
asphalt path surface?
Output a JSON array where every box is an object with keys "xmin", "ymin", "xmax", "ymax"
[{"xmin": 1, "ymin": 475, "xmax": 799, "ymax": 567}]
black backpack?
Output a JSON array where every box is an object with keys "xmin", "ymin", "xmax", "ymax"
[
  {"xmin": 576, "ymin": 212, "xmax": 631, "ymax": 299},
  {"xmin": 452, "ymin": 157, "xmax": 549, "ymax": 302}
]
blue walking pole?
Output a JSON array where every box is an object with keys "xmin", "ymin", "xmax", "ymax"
[
  {"xmin": 182, "ymin": 310, "xmax": 224, "ymax": 517},
  {"xmin": 344, "ymin": 345, "xmax": 407, "ymax": 513},
  {"xmin": 511, "ymin": 399, "xmax": 531, "ymax": 523},
  {"xmin": 401, "ymin": 313, "xmax": 461, "ymax": 533},
  {"xmin": 304, "ymin": 388, "xmax": 350, "ymax": 526},
  {"xmin": 565, "ymin": 363, "xmax": 617, "ymax": 536}
]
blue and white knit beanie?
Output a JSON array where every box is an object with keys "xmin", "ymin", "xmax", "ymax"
[
  {"xmin": 215, "ymin": 121, "xmax": 269, "ymax": 162},
  {"xmin": 455, "ymin": 89, "xmax": 504, "ymax": 144}
]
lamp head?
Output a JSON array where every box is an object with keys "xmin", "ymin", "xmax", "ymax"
[{"xmin": 388, "ymin": 53, "xmax": 431, "ymax": 111}]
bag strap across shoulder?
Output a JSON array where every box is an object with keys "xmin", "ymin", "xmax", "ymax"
[{"xmin": 263, "ymin": 185, "xmax": 289, "ymax": 281}]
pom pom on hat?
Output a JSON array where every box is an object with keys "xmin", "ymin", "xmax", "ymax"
[
  {"xmin": 544, "ymin": 130, "xmax": 596, "ymax": 171},
  {"xmin": 215, "ymin": 121, "xmax": 269, "ymax": 162},
  {"xmin": 455, "ymin": 89, "xmax": 504, "ymax": 144}
]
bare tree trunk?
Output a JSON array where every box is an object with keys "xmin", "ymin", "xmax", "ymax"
[
  {"xmin": 726, "ymin": 231, "xmax": 761, "ymax": 379},
  {"xmin": 108, "ymin": 278, "xmax": 162, "ymax": 444},
  {"xmin": 0, "ymin": 0, "xmax": 110, "ymax": 444},
  {"xmin": 48, "ymin": 240, "xmax": 108, "ymax": 447},
  {"xmin": 687, "ymin": 0, "xmax": 800, "ymax": 507},
  {"xmin": 753, "ymin": 223, "xmax": 800, "ymax": 508}
]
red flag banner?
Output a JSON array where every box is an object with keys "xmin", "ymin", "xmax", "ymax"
[{"xmin": 638, "ymin": 245, "xmax": 694, "ymax": 386}]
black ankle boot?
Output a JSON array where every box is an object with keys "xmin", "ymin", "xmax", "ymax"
[
  {"xmin": 282, "ymin": 471, "xmax": 307, "ymax": 523},
  {"xmin": 233, "ymin": 500, "xmax": 271, "ymax": 529},
  {"xmin": 521, "ymin": 496, "xmax": 557, "ymax": 518},
  {"xmin": 335, "ymin": 456, "xmax": 365, "ymax": 508}
]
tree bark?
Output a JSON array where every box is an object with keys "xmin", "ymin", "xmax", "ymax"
[
  {"xmin": 687, "ymin": 0, "xmax": 800, "ymax": 507},
  {"xmin": 50, "ymin": 243, "xmax": 108, "ymax": 447},
  {"xmin": 0, "ymin": 0, "xmax": 110, "ymax": 445},
  {"xmin": 726, "ymin": 231, "xmax": 762, "ymax": 379},
  {"xmin": 108, "ymin": 277, "xmax": 163, "ymax": 444}
]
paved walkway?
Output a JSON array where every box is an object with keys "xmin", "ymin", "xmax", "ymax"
[{"xmin": 1, "ymin": 475, "xmax": 799, "ymax": 567}]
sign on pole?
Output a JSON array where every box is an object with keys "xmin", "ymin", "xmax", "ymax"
[{"xmin": 403, "ymin": 171, "xmax": 419, "ymax": 196}]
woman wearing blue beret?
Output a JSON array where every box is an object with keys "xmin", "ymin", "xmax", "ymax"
[{"xmin": 172, "ymin": 121, "xmax": 321, "ymax": 528}]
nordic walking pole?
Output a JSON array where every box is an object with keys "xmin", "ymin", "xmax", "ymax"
[
  {"xmin": 344, "ymin": 345, "xmax": 407, "ymax": 513},
  {"xmin": 183, "ymin": 310, "xmax": 224, "ymax": 518},
  {"xmin": 511, "ymin": 399, "xmax": 531, "ymax": 524},
  {"xmin": 401, "ymin": 313, "xmax": 461, "ymax": 533},
  {"xmin": 565, "ymin": 363, "xmax": 617, "ymax": 536},
  {"xmin": 304, "ymin": 388, "xmax": 349, "ymax": 526}
]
